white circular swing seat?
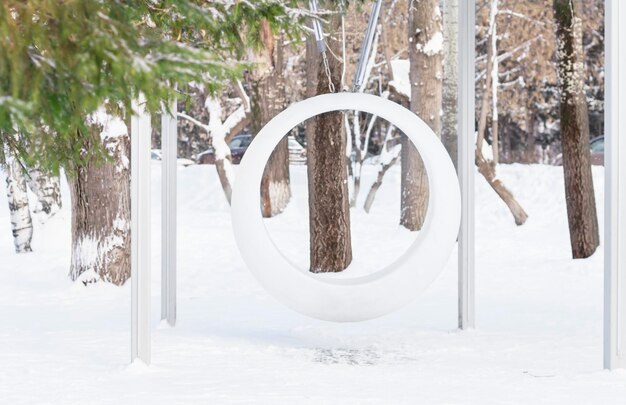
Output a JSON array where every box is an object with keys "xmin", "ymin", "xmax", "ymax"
[{"xmin": 232, "ymin": 93, "xmax": 461, "ymax": 322}]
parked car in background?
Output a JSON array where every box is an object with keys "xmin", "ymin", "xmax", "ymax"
[
  {"xmin": 151, "ymin": 150, "xmax": 196, "ymax": 166},
  {"xmin": 197, "ymin": 134, "xmax": 252, "ymax": 165},
  {"xmin": 197, "ymin": 134, "xmax": 307, "ymax": 165},
  {"xmin": 553, "ymin": 136, "xmax": 604, "ymax": 166}
]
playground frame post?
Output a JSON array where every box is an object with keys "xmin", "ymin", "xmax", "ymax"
[
  {"xmin": 131, "ymin": 99, "xmax": 152, "ymax": 365},
  {"xmin": 604, "ymin": 0, "xmax": 626, "ymax": 370},
  {"xmin": 161, "ymin": 101, "xmax": 178, "ymax": 327},
  {"xmin": 458, "ymin": 0, "xmax": 476, "ymax": 330}
]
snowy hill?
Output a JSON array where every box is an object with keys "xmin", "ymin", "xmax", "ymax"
[{"xmin": 1, "ymin": 163, "xmax": 624, "ymax": 404}]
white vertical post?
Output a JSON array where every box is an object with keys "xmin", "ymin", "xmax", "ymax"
[
  {"xmin": 131, "ymin": 98, "xmax": 152, "ymax": 364},
  {"xmin": 458, "ymin": 0, "xmax": 475, "ymax": 330},
  {"xmin": 604, "ymin": 0, "xmax": 626, "ymax": 370},
  {"xmin": 161, "ymin": 101, "xmax": 177, "ymax": 326}
]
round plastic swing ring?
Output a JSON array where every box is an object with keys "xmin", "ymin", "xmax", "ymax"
[{"xmin": 232, "ymin": 93, "xmax": 461, "ymax": 322}]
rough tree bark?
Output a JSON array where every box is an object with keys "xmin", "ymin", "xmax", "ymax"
[
  {"xmin": 4, "ymin": 151, "xmax": 33, "ymax": 253},
  {"xmin": 305, "ymin": 9, "xmax": 352, "ymax": 273},
  {"xmin": 249, "ymin": 23, "xmax": 291, "ymax": 218},
  {"xmin": 553, "ymin": 0, "xmax": 599, "ymax": 258},
  {"xmin": 69, "ymin": 113, "xmax": 130, "ymax": 285},
  {"xmin": 401, "ymin": 0, "xmax": 443, "ymax": 231},
  {"xmin": 442, "ymin": 0, "xmax": 459, "ymax": 171}
]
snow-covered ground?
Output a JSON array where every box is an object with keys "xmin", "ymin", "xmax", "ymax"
[{"xmin": 1, "ymin": 162, "xmax": 625, "ymax": 404}]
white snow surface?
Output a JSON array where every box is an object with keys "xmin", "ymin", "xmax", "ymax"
[
  {"xmin": 1, "ymin": 162, "xmax": 625, "ymax": 404},
  {"xmin": 389, "ymin": 59, "xmax": 410, "ymax": 100}
]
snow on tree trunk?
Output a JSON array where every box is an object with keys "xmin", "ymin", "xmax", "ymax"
[
  {"xmin": 442, "ymin": 0, "xmax": 459, "ymax": 171},
  {"xmin": 178, "ymin": 87, "xmax": 249, "ymax": 205},
  {"xmin": 4, "ymin": 152, "xmax": 33, "ymax": 253},
  {"xmin": 401, "ymin": 0, "xmax": 443, "ymax": 231},
  {"xmin": 249, "ymin": 25, "xmax": 291, "ymax": 218},
  {"xmin": 26, "ymin": 166, "xmax": 62, "ymax": 220},
  {"xmin": 206, "ymin": 97, "xmax": 237, "ymax": 205},
  {"xmin": 553, "ymin": 0, "xmax": 599, "ymax": 258},
  {"xmin": 305, "ymin": 14, "xmax": 352, "ymax": 273},
  {"xmin": 69, "ymin": 112, "xmax": 130, "ymax": 285}
]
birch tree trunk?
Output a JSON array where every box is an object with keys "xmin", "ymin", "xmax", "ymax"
[
  {"xmin": 69, "ymin": 115, "xmax": 131, "ymax": 285},
  {"xmin": 26, "ymin": 167, "xmax": 62, "ymax": 219},
  {"xmin": 401, "ymin": 0, "xmax": 443, "ymax": 231},
  {"xmin": 363, "ymin": 125, "xmax": 401, "ymax": 212},
  {"xmin": 305, "ymin": 11, "xmax": 352, "ymax": 273},
  {"xmin": 442, "ymin": 0, "xmax": 459, "ymax": 171},
  {"xmin": 553, "ymin": 0, "xmax": 599, "ymax": 258},
  {"xmin": 249, "ymin": 25, "xmax": 291, "ymax": 218},
  {"xmin": 178, "ymin": 89, "xmax": 248, "ymax": 205},
  {"xmin": 206, "ymin": 98, "xmax": 237, "ymax": 205},
  {"xmin": 475, "ymin": 0, "xmax": 528, "ymax": 226},
  {"xmin": 490, "ymin": 0, "xmax": 500, "ymax": 166},
  {"xmin": 4, "ymin": 153, "xmax": 33, "ymax": 253}
]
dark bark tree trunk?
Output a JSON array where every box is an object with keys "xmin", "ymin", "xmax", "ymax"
[
  {"xmin": 401, "ymin": 0, "xmax": 443, "ymax": 231},
  {"xmin": 249, "ymin": 25, "xmax": 291, "ymax": 218},
  {"xmin": 553, "ymin": 0, "xmax": 599, "ymax": 258},
  {"xmin": 525, "ymin": 99, "xmax": 536, "ymax": 164},
  {"xmin": 69, "ymin": 118, "xmax": 131, "ymax": 285},
  {"xmin": 305, "ymin": 10, "xmax": 352, "ymax": 273},
  {"xmin": 4, "ymin": 151, "xmax": 33, "ymax": 253}
]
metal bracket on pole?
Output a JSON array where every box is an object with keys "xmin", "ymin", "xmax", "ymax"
[
  {"xmin": 604, "ymin": 0, "xmax": 626, "ymax": 370},
  {"xmin": 161, "ymin": 100, "xmax": 177, "ymax": 327},
  {"xmin": 458, "ymin": 0, "xmax": 476, "ymax": 330},
  {"xmin": 131, "ymin": 97, "xmax": 152, "ymax": 365}
]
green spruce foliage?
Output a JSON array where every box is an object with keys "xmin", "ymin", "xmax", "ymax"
[{"xmin": 0, "ymin": 0, "xmax": 302, "ymax": 172}]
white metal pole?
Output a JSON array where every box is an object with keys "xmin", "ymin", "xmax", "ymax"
[
  {"xmin": 161, "ymin": 101, "xmax": 177, "ymax": 326},
  {"xmin": 458, "ymin": 0, "xmax": 476, "ymax": 330},
  {"xmin": 604, "ymin": 0, "xmax": 626, "ymax": 370},
  {"xmin": 131, "ymin": 98, "xmax": 152, "ymax": 364}
]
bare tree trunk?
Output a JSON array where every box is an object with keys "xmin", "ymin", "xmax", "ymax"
[
  {"xmin": 305, "ymin": 11, "xmax": 352, "ymax": 273},
  {"xmin": 553, "ymin": 0, "xmax": 599, "ymax": 258},
  {"xmin": 490, "ymin": 0, "xmax": 500, "ymax": 166},
  {"xmin": 525, "ymin": 97, "xmax": 537, "ymax": 164},
  {"xmin": 442, "ymin": 0, "xmax": 459, "ymax": 171},
  {"xmin": 249, "ymin": 26, "xmax": 291, "ymax": 218},
  {"xmin": 26, "ymin": 167, "xmax": 62, "ymax": 219},
  {"xmin": 4, "ymin": 152, "xmax": 33, "ymax": 253},
  {"xmin": 215, "ymin": 159, "xmax": 233, "ymax": 204},
  {"xmin": 401, "ymin": 0, "xmax": 443, "ymax": 231},
  {"xmin": 476, "ymin": 150, "xmax": 528, "ymax": 225},
  {"xmin": 475, "ymin": 0, "xmax": 528, "ymax": 226},
  {"xmin": 364, "ymin": 125, "xmax": 401, "ymax": 212},
  {"xmin": 69, "ymin": 116, "xmax": 130, "ymax": 285}
]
